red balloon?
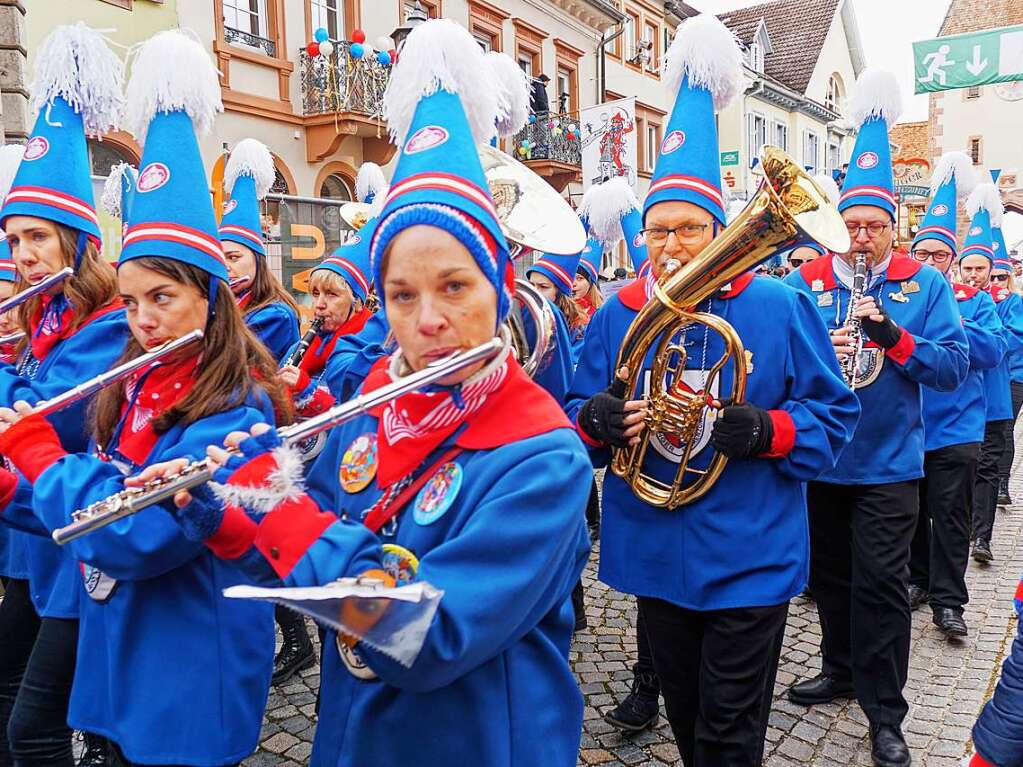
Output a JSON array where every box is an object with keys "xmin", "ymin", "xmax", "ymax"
[
  {"xmin": 351, "ymin": 29, "xmax": 366, "ymax": 44},
  {"xmin": 306, "ymin": 41, "xmax": 320, "ymax": 57},
  {"xmin": 389, "ymin": 49, "xmax": 397, "ymax": 62}
]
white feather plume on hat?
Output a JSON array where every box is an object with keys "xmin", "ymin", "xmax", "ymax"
[
  {"xmin": 966, "ymin": 183, "xmax": 1004, "ymax": 229},
  {"xmin": 356, "ymin": 162, "xmax": 388, "ymax": 205},
  {"xmin": 225, "ymin": 138, "xmax": 276, "ymax": 200},
  {"xmin": 578, "ymin": 178, "xmax": 640, "ymax": 246},
  {"xmin": 486, "ymin": 51, "xmax": 530, "ymax": 138},
  {"xmin": 848, "ymin": 68, "xmax": 903, "ymax": 127},
  {"xmin": 929, "ymin": 151, "xmax": 976, "ymax": 199},
  {"xmin": 99, "ymin": 162, "xmax": 138, "ymax": 218},
  {"xmin": 663, "ymin": 14, "xmax": 744, "ymax": 111}
]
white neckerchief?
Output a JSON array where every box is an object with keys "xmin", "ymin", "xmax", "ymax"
[{"xmin": 832, "ymin": 252, "xmax": 892, "ymax": 291}]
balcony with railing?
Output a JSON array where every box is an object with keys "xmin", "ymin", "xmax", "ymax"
[
  {"xmin": 224, "ymin": 26, "xmax": 277, "ymax": 58},
  {"xmin": 299, "ymin": 40, "xmax": 395, "ymax": 164},
  {"xmin": 510, "ymin": 113, "xmax": 582, "ymax": 192}
]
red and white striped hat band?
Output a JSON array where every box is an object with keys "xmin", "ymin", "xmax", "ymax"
[
  {"xmin": 839, "ymin": 185, "xmax": 897, "ymax": 207},
  {"xmin": 384, "ymin": 172, "xmax": 500, "ymax": 223},
  {"xmin": 648, "ymin": 175, "xmax": 724, "ymax": 210},
  {"xmin": 961, "ymin": 244, "xmax": 994, "ymax": 259},
  {"xmin": 4, "ymin": 186, "xmax": 99, "ymax": 226},
  {"xmin": 318, "ymin": 256, "xmax": 369, "ymax": 296},
  {"xmin": 915, "ymin": 225, "xmax": 956, "ymax": 242},
  {"xmin": 531, "ymin": 259, "xmax": 574, "ymax": 293},
  {"xmin": 123, "ymin": 222, "xmax": 226, "ymax": 266},
  {"xmin": 0, "ymin": 262, "xmax": 16, "ymax": 275},
  {"xmin": 218, "ymin": 224, "xmax": 264, "ymax": 250}
]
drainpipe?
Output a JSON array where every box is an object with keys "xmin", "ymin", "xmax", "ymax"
[{"xmin": 597, "ymin": 22, "xmax": 625, "ymax": 104}]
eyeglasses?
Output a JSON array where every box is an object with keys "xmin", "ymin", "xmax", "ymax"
[
  {"xmin": 845, "ymin": 222, "xmax": 890, "ymax": 238},
  {"xmin": 991, "ymin": 273, "xmax": 1010, "ymax": 282},
  {"xmin": 911, "ymin": 249, "xmax": 953, "ymax": 264},
  {"xmin": 788, "ymin": 257, "xmax": 812, "ymax": 268},
  {"xmin": 642, "ymin": 223, "xmax": 712, "ymax": 245}
]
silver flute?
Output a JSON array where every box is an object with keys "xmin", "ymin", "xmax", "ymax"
[
  {"xmin": 31, "ymin": 330, "xmax": 204, "ymax": 418},
  {"xmin": 842, "ymin": 253, "xmax": 868, "ymax": 389},
  {"xmin": 0, "ymin": 331, "xmax": 25, "ymax": 346},
  {"xmin": 0, "ymin": 267, "xmax": 74, "ymax": 315},
  {"xmin": 52, "ymin": 337, "xmax": 505, "ymax": 545}
]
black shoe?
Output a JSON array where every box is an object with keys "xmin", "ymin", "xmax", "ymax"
[
  {"xmin": 574, "ymin": 613, "xmax": 589, "ymax": 632},
  {"xmin": 907, "ymin": 585, "xmax": 929, "ymax": 611},
  {"xmin": 77, "ymin": 733, "xmax": 109, "ymax": 767},
  {"xmin": 604, "ymin": 671, "xmax": 660, "ymax": 732},
  {"xmin": 787, "ymin": 673, "xmax": 855, "ymax": 706},
  {"xmin": 972, "ymin": 540, "xmax": 994, "ymax": 563},
  {"xmin": 997, "ymin": 478, "xmax": 1012, "ymax": 507},
  {"xmin": 870, "ymin": 723, "xmax": 911, "ymax": 767},
  {"xmin": 932, "ymin": 607, "xmax": 968, "ymax": 638},
  {"xmin": 272, "ymin": 611, "xmax": 315, "ymax": 686}
]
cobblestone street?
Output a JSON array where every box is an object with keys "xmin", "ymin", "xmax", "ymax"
[{"xmin": 248, "ymin": 443, "xmax": 1023, "ymax": 767}]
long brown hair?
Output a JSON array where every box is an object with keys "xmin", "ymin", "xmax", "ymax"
[
  {"xmin": 92, "ymin": 258, "xmax": 291, "ymax": 450},
  {"xmin": 243, "ymin": 249, "xmax": 299, "ymax": 317},
  {"xmin": 556, "ymin": 291, "xmax": 589, "ymax": 331},
  {"xmin": 577, "ymin": 274, "xmax": 604, "ymax": 311},
  {"xmin": 14, "ymin": 222, "xmax": 119, "ymax": 348}
]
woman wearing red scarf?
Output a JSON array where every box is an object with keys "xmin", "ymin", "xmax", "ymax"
[
  {"xmin": 0, "ymin": 30, "xmax": 290, "ymax": 767},
  {"xmin": 137, "ymin": 20, "xmax": 592, "ymax": 767}
]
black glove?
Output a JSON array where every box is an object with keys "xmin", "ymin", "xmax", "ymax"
[
  {"xmin": 710, "ymin": 403, "xmax": 773, "ymax": 458},
  {"xmin": 578, "ymin": 390, "xmax": 632, "ymax": 448},
  {"xmin": 861, "ymin": 308, "xmax": 902, "ymax": 349}
]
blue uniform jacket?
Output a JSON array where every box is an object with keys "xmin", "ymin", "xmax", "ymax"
[
  {"xmin": 983, "ymin": 288, "xmax": 1023, "ymax": 422},
  {"xmin": 565, "ymin": 274, "xmax": 859, "ymax": 610},
  {"xmin": 0, "ymin": 309, "xmax": 130, "ymax": 617},
  {"xmin": 245, "ymin": 301, "xmax": 299, "ymax": 362},
  {"xmin": 225, "ymin": 405, "xmax": 591, "ymax": 766},
  {"xmin": 971, "ymin": 576, "xmax": 1023, "ymax": 766},
  {"xmin": 923, "ymin": 285, "xmax": 1005, "ymax": 451},
  {"xmin": 30, "ymin": 398, "xmax": 275, "ymax": 766},
  {"xmin": 1010, "ymin": 344, "xmax": 1023, "ymax": 383},
  {"xmin": 787, "ymin": 256, "xmax": 968, "ymax": 484}
]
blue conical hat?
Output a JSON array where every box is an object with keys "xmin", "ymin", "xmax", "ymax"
[
  {"xmin": 839, "ymin": 69, "xmax": 902, "ymax": 218},
  {"xmin": 960, "ymin": 184, "xmax": 1002, "ymax": 263},
  {"xmin": 645, "ymin": 14, "xmax": 743, "ymax": 226},
  {"xmin": 527, "ymin": 250, "xmax": 582, "ymax": 295},
  {"xmin": 579, "ymin": 177, "xmax": 647, "ymax": 274},
  {"xmin": 1, "ymin": 24, "xmax": 123, "ymax": 243},
  {"xmin": 913, "ymin": 152, "xmax": 974, "ymax": 256},
  {"xmin": 219, "ymin": 139, "xmax": 274, "ymax": 257},
  {"xmin": 314, "ymin": 218, "xmax": 375, "ymax": 301},
  {"xmin": 120, "ymin": 30, "xmax": 226, "ymax": 281},
  {"xmin": 578, "ymin": 237, "xmax": 602, "ymax": 283},
  {"xmin": 370, "ymin": 20, "xmax": 513, "ymax": 322},
  {"xmin": 993, "ymin": 225, "xmax": 1011, "ymax": 271}
]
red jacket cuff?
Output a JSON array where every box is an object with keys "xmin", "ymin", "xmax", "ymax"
[
  {"xmin": 293, "ymin": 369, "xmax": 311, "ymax": 393},
  {"xmin": 760, "ymin": 410, "xmax": 796, "ymax": 458},
  {"xmin": 300, "ymin": 387, "xmax": 336, "ymax": 418},
  {"xmin": 253, "ymin": 494, "xmax": 336, "ymax": 578},
  {"xmin": 0, "ymin": 415, "xmax": 68, "ymax": 482},
  {"xmin": 0, "ymin": 468, "xmax": 17, "ymax": 511},
  {"xmin": 204, "ymin": 503, "xmax": 258, "ymax": 560},
  {"xmin": 969, "ymin": 753, "xmax": 994, "ymax": 767},
  {"xmin": 885, "ymin": 327, "xmax": 916, "ymax": 365},
  {"xmin": 575, "ymin": 412, "xmax": 602, "ymax": 447}
]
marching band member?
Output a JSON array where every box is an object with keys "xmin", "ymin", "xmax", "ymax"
[
  {"xmin": 785, "ymin": 69, "xmax": 968, "ymax": 767},
  {"xmin": 995, "ymin": 224, "xmax": 1023, "ymax": 507},
  {"xmin": 960, "ymin": 188, "xmax": 1023, "ymax": 564},
  {"xmin": 0, "ymin": 25, "xmax": 130, "ymax": 766},
  {"xmin": 907, "ymin": 153, "xmax": 1004, "ymax": 639},
  {"xmin": 143, "ymin": 19, "xmax": 590, "ymax": 766},
  {"xmin": 526, "ymin": 249, "xmax": 589, "ymax": 363},
  {"xmin": 573, "ymin": 238, "xmax": 604, "ymax": 316},
  {"xmin": 0, "ymin": 31, "xmax": 280, "ymax": 766},
  {"xmin": 219, "ymin": 138, "xmax": 301, "ymax": 361},
  {"xmin": 567, "ymin": 15, "xmax": 858, "ymax": 765}
]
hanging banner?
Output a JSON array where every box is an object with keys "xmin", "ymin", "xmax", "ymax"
[
  {"xmin": 913, "ymin": 24, "xmax": 1023, "ymax": 93},
  {"xmin": 579, "ymin": 97, "xmax": 638, "ymax": 191}
]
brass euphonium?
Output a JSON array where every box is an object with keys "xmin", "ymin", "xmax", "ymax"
[{"xmin": 610, "ymin": 146, "xmax": 850, "ymax": 509}]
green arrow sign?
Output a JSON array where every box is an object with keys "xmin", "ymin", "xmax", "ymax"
[{"xmin": 914, "ymin": 23, "xmax": 1023, "ymax": 93}]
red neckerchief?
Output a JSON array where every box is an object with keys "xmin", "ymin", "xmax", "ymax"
[
  {"xmin": 362, "ymin": 351, "xmax": 570, "ymax": 486},
  {"xmin": 953, "ymin": 282, "xmax": 979, "ymax": 302},
  {"xmin": 298, "ymin": 308, "xmax": 371, "ymax": 377},
  {"xmin": 797, "ymin": 254, "xmax": 922, "ymax": 291},
  {"xmin": 617, "ymin": 271, "xmax": 755, "ymax": 312},
  {"xmin": 576, "ymin": 296, "xmax": 596, "ymax": 317},
  {"xmin": 114, "ymin": 356, "xmax": 199, "ymax": 465},
  {"xmin": 0, "ymin": 343, "xmax": 16, "ymax": 365},
  {"xmin": 29, "ymin": 297, "xmax": 122, "ymax": 361},
  {"xmin": 990, "ymin": 284, "xmax": 1012, "ymax": 304},
  {"xmin": 236, "ymin": 290, "xmax": 252, "ymax": 310}
]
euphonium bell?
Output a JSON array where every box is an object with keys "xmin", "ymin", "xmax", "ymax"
[{"xmin": 610, "ymin": 146, "xmax": 850, "ymax": 509}]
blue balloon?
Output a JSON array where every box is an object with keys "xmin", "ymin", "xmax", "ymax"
[
  {"xmin": 314, "ymin": 27, "xmax": 329, "ymax": 43},
  {"xmin": 376, "ymin": 50, "xmax": 391, "ymax": 66},
  {"xmin": 528, "ymin": 114, "xmax": 537, "ymax": 124},
  {"xmin": 350, "ymin": 42, "xmax": 365, "ymax": 59}
]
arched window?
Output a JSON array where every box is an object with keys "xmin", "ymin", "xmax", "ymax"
[
  {"xmin": 87, "ymin": 139, "xmax": 135, "ymax": 177},
  {"xmin": 271, "ymin": 168, "xmax": 290, "ymax": 195},
  {"xmin": 319, "ymin": 173, "xmax": 353, "ymax": 201},
  {"xmin": 825, "ymin": 73, "xmax": 844, "ymax": 112}
]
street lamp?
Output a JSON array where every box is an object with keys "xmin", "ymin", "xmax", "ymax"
[{"xmin": 391, "ymin": 1, "xmax": 429, "ymax": 53}]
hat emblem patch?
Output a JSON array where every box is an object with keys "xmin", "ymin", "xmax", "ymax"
[
  {"xmin": 633, "ymin": 232, "xmax": 645, "ymax": 247},
  {"xmin": 348, "ymin": 234, "xmax": 361, "ymax": 245},
  {"xmin": 405, "ymin": 126, "xmax": 449, "ymax": 155},
  {"xmin": 660, "ymin": 130, "xmax": 686, "ymax": 155},
  {"xmin": 137, "ymin": 163, "xmax": 171, "ymax": 193},
  {"xmin": 23, "ymin": 136, "xmax": 49, "ymax": 162},
  {"xmin": 994, "ymin": 242, "xmax": 1000, "ymax": 251},
  {"xmin": 970, "ymin": 226, "xmax": 982, "ymax": 236},
  {"xmin": 931, "ymin": 204, "xmax": 948, "ymax": 216},
  {"xmin": 856, "ymin": 152, "xmax": 879, "ymax": 170},
  {"xmin": 222, "ymin": 199, "xmax": 237, "ymax": 215}
]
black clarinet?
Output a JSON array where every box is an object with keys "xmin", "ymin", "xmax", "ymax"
[{"xmin": 286, "ymin": 317, "xmax": 324, "ymax": 367}]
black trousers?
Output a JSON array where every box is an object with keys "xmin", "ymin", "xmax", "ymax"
[
  {"xmin": 973, "ymin": 419, "xmax": 1010, "ymax": 545},
  {"xmin": 639, "ymin": 596, "xmax": 787, "ymax": 767},
  {"xmin": 808, "ymin": 480, "xmax": 917, "ymax": 726},
  {"xmin": 909, "ymin": 443, "xmax": 979, "ymax": 611},
  {"xmin": 998, "ymin": 381, "xmax": 1023, "ymax": 483},
  {"xmin": 109, "ymin": 743, "xmax": 239, "ymax": 767},
  {"xmin": 0, "ymin": 579, "xmax": 76, "ymax": 767}
]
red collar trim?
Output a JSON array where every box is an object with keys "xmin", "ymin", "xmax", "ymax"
[
  {"xmin": 720, "ymin": 271, "xmax": 754, "ymax": 299},
  {"xmin": 953, "ymin": 282, "xmax": 979, "ymax": 301},
  {"xmin": 617, "ymin": 277, "xmax": 647, "ymax": 311},
  {"xmin": 797, "ymin": 254, "xmax": 921, "ymax": 290},
  {"xmin": 887, "ymin": 256, "xmax": 923, "ymax": 280},
  {"xmin": 990, "ymin": 285, "xmax": 1012, "ymax": 303}
]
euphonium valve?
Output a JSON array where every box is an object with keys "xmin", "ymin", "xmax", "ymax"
[{"xmin": 610, "ymin": 146, "xmax": 850, "ymax": 509}]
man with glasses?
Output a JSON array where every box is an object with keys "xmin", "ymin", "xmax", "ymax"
[
  {"xmin": 785, "ymin": 71, "xmax": 968, "ymax": 767},
  {"xmin": 905, "ymin": 154, "xmax": 1005, "ymax": 641},
  {"xmin": 566, "ymin": 16, "xmax": 858, "ymax": 765}
]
